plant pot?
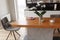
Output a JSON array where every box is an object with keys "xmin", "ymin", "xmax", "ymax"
[{"xmin": 39, "ymin": 16, "xmax": 44, "ymax": 23}]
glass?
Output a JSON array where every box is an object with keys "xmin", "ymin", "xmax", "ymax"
[
  {"xmin": 39, "ymin": 15, "xmax": 44, "ymax": 24},
  {"xmin": 50, "ymin": 18, "xmax": 55, "ymax": 23}
]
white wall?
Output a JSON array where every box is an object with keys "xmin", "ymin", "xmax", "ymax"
[
  {"xmin": 0, "ymin": 0, "xmax": 9, "ymax": 28},
  {"xmin": 25, "ymin": 11, "xmax": 60, "ymax": 17},
  {"xmin": 7, "ymin": 0, "xmax": 17, "ymax": 21},
  {"xmin": 0, "ymin": 0, "xmax": 9, "ymax": 18}
]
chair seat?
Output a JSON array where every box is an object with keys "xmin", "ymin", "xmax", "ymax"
[{"xmin": 6, "ymin": 27, "xmax": 20, "ymax": 31}]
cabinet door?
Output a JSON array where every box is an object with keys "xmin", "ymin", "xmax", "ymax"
[
  {"xmin": 56, "ymin": 3, "xmax": 60, "ymax": 10},
  {"xmin": 45, "ymin": 3, "xmax": 54, "ymax": 10}
]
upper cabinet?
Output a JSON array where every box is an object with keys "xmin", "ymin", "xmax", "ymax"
[
  {"xmin": 26, "ymin": 0, "xmax": 60, "ymax": 3},
  {"xmin": 26, "ymin": 0, "xmax": 60, "ymax": 11}
]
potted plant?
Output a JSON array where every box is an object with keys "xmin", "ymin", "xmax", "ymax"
[{"xmin": 34, "ymin": 10, "xmax": 46, "ymax": 23}]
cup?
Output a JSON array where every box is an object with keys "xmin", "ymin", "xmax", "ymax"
[{"xmin": 49, "ymin": 19, "xmax": 55, "ymax": 23}]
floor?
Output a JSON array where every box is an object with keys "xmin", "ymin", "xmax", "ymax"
[
  {"xmin": 0, "ymin": 27, "xmax": 27, "ymax": 40},
  {"xmin": 0, "ymin": 28, "xmax": 20, "ymax": 40},
  {"xmin": 0, "ymin": 27, "xmax": 60, "ymax": 40}
]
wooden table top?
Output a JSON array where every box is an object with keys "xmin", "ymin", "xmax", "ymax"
[{"xmin": 10, "ymin": 17, "xmax": 60, "ymax": 28}]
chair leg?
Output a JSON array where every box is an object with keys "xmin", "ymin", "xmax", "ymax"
[
  {"xmin": 15, "ymin": 31, "xmax": 21, "ymax": 36},
  {"xmin": 13, "ymin": 32, "xmax": 17, "ymax": 40},
  {"xmin": 6, "ymin": 31, "xmax": 11, "ymax": 40}
]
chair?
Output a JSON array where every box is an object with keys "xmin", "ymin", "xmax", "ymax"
[
  {"xmin": 50, "ymin": 14, "xmax": 60, "ymax": 33},
  {"xmin": 1, "ymin": 17, "xmax": 20, "ymax": 40}
]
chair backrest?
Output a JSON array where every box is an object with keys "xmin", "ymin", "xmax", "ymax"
[
  {"xmin": 50, "ymin": 14, "xmax": 60, "ymax": 18},
  {"xmin": 1, "ymin": 17, "xmax": 10, "ymax": 29}
]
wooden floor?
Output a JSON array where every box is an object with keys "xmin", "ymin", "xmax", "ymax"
[{"xmin": 0, "ymin": 28, "xmax": 20, "ymax": 40}]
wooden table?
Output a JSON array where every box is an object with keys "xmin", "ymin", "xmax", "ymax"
[{"xmin": 10, "ymin": 17, "xmax": 60, "ymax": 28}]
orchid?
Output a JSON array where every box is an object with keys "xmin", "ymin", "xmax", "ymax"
[{"xmin": 34, "ymin": 10, "xmax": 46, "ymax": 17}]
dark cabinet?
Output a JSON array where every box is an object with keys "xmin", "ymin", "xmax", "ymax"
[
  {"xmin": 45, "ymin": 3, "xmax": 54, "ymax": 10},
  {"xmin": 36, "ymin": 3, "xmax": 54, "ymax": 10},
  {"xmin": 26, "ymin": 3, "xmax": 60, "ymax": 10},
  {"xmin": 53, "ymin": 37, "xmax": 60, "ymax": 40},
  {"xmin": 26, "ymin": 0, "xmax": 60, "ymax": 10},
  {"xmin": 56, "ymin": 3, "xmax": 60, "ymax": 10}
]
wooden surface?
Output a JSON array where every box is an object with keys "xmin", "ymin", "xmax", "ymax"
[{"xmin": 10, "ymin": 17, "xmax": 60, "ymax": 28}]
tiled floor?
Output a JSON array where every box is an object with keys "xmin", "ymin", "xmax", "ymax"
[{"xmin": 0, "ymin": 28, "xmax": 20, "ymax": 40}]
